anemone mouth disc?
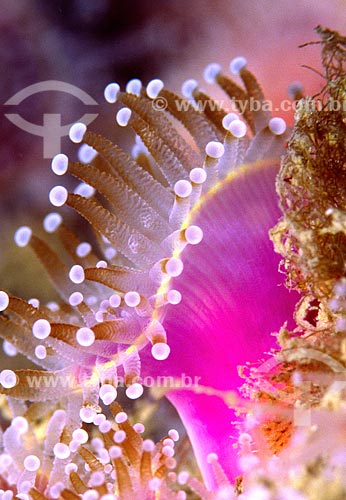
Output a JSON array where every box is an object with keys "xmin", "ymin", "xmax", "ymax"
[
  {"xmin": 154, "ymin": 158, "xmax": 288, "ymax": 312},
  {"xmin": 151, "ymin": 158, "xmax": 298, "ymax": 384},
  {"xmin": 150, "ymin": 159, "xmax": 298, "ymax": 487}
]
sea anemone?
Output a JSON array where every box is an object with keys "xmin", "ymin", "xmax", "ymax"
[{"xmin": 0, "ymin": 52, "xmax": 299, "ymax": 498}]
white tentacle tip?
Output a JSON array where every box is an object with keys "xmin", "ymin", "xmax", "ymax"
[
  {"xmin": 205, "ymin": 141, "xmax": 224, "ymax": 159},
  {"xmin": 14, "ymin": 226, "xmax": 32, "ymax": 247},
  {"xmin": 69, "ymin": 264, "xmax": 85, "ymax": 284},
  {"xmin": 116, "ymin": 107, "xmax": 132, "ymax": 127},
  {"xmin": 51, "ymin": 153, "xmax": 68, "ymax": 175},
  {"xmin": 43, "ymin": 212, "xmax": 63, "ymax": 233},
  {"xmin": 0, "ymin": 291, "xmax": 9, "ymax": 312},
  {"xmin": 222, "ymin": 112, "xmax": 238, "ymax": 130},
  {"xmin": 185, "ymin": 225, "xmax": 203, "ymax": 245},
  {"xmin": 104, "ymin": 82, "xmax": 120, "ymax": 103},
  {"xmin": 174, "ymin": 180, "xmax": 192, "ymax": 198},
  {"xmin": 181, "ymin": 79, "xmax": 198, "ymax": 98},
  {"xmin": 230, "ymin": 56, "xmax": 247, "ymax": 74},
  {"xmin": 49, "ymin": 186, "xmax": 68, "ymax": 207},
  {"xmin": 152, "ymin": 342, "xmax": 170, "ymax": 360},
  {"xmin": 69, "ymin": 122, "xmax": 87, "ymax": 143},
  {"xmin": 269, "ymin": 117, "xmax": 287, "ymax": 135},
  {"xmin": 228, "ymin": 119, "xmax": 247, "ymax": 138},
  {"xmin": 146, "ymin": 79, "xmax": 164, "ymax": 99},
  {"xmin": 203, "ymin": 63, "xmax": 221, "ymax": 84},
  {"xmin": 126, "ymin": 383, "xmax": 144, "ymax": 399},
  {"xmin": 126, "ymin": 78, "xmax": 142, "ymax": 96}
]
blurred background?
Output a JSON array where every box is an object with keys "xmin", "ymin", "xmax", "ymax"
[{"xmin": 0, "ymin": 0, "xmax": 345, "ymax": 479}]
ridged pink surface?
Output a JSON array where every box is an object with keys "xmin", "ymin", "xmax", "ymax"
[{"xmin": 147, "ymin": 161, "xmax": 298, "ymax": 488}]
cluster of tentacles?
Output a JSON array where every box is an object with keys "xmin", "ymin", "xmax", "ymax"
[
  {"xmin": 0, "ymin": 397, "xmax": 232, "ymax": 500},
  {"xmin": 0, "ymin": 56, "xmax": 293, "ymax": 498}
]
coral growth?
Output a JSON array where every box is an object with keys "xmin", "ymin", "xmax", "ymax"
[{"xmin": 239, "ymin": 26, "xmax": 346, "ymax": 500}]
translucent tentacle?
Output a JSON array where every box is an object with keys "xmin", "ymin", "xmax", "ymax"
[
  {"xmin": 134, "ymin": 148, "xmax": 170, "ymax": 187},
  {"xmin": 28, "ymin": 235, "xmax": 76, "ymax": 302},
  {"xmin": 56, "ymin": 223, "xmax": 99, "ymax": 268},
  {"xmin": 239, "ymin": 66, "xmax": 271, "ymax": 132},
  {"xmin": 38, "ymin": 409, "xmax": 67, "ymax": 490},
  {"xmin": 3, "ymin": 421, "xmax": 28, "ymax": 468},
  {"xmin": 215, "ymin": 73, "xmax": 255, "ymax": 133},
  {"xmin": 0, "ymin": 368, "xmax": 74, "ymax": 401},
  {"xmin": 112, "ymin": 454, "xmax": 134, "ymax": 497},
  {"xmin": 93, "ymin": 318, "xmax": 142, "ymax": 344},
  {"xmin": 30, "ymin": 489, "xmax": 49, "ymax": 500},
  {"xmin": 169, "ymin": 198, "xmax": 192, "ymax": 231},
  {"xmin": 0, "ymin": 315, "xmax": 65, "ymax": 371},
  {"xmin": 244, "ymin": 126, "xmax": 289, "ymax": 163},
  {"xmin": 122, "ymin": 346, "xmax": 141, "ymax": 385},
  {"xmin": 69, "ymin": 472, "xmax": 88, "ymax": 494},
  {"xmin": 119, "ymin": 91, "xmax": 201, "ymax": 168},
  {"xmin": 6, "ymin": 397, "xmax": 27, "ymax": 418},
  {"xmin": 78, "ymin": 446, "xmax": 103, "ymax": 471},
  {"xmin": 202, "ymin": 151, "xmax": 221, "ymax": 193},
  {"xmin": 68, "ymin": 161, "xmax": 171, "ymax": 241},
  {"xmin": 187, "ymin": 477, "xmax": 213, "ymax": 500},
  {"xmin": 82, "ymin": 131, "xmax": 173, "ymax": 218},
  {"xmin": 5, "ymin": 295, "xmax": 50, "ymax": 326},
  {"xmin": 45, "ymin": 336, "xmax": 96, "ymax": 366},
  {"xmin": 192, "ymin": 87, "xmax": 229, "ymax": 133},
  {"xmin": 84, "ymin": 266, "xmax": 153, "ymax": 296},
  {"xmin": 60, "ymin": 489, "xmax": 81, "ymax": 500},
  {"xmin": 217, "ymin": 131, "xmax": 248, "ymax": 177},
  {"xmin": 49, "ymin": 323, "xmax": 80, "ymax": 347},
  {"xmin": 66, "ymin": 193, "xmax": 163, "ymax": 269},
  {"xmin": 45, "ymin": 427, "xmax": 73, "ymax": 495},
  {"xmin": 140, "ymin": 448, "xmax": 153, "ymax": 483},
  {"xmin": 159, "ymin": 88, "xmax": 222, "ymax": 151},
  {"xmin": 125, "ymin": 112, "xmax": 188, "ymax": 187}
]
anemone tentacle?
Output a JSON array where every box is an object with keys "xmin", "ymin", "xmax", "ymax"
[{"xmin": 0, "ymin": 57, "xmax": 297, "ymax": 496}]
